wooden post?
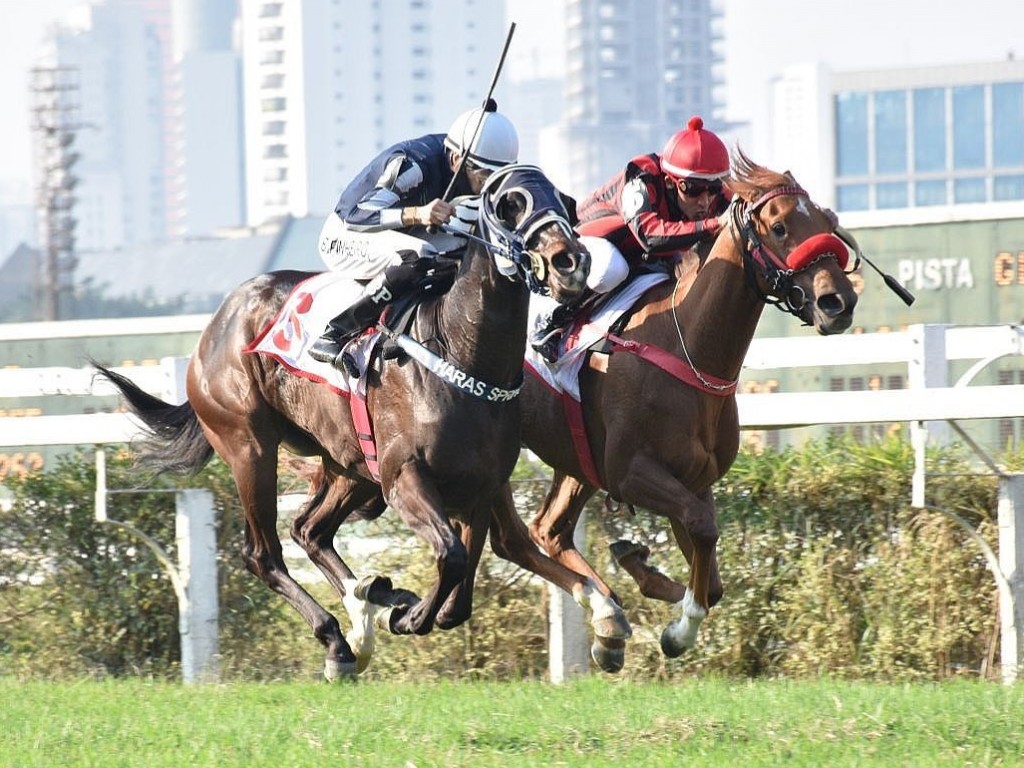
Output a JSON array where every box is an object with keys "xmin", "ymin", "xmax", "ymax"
[{"xmin": 998, "ymin": 475, "xmax": 1024, "ymax": 685}]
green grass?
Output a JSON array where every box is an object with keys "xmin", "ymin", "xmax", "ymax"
[{"xmin": 1, "ymin": 676, "xmax": 1022, "ymax": 767}]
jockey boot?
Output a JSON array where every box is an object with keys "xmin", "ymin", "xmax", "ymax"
[
  {"xmin": 308, "ymin": 273, "xmax": 398, "ymax": 366},
  {"xmin": 531, "ymin": 289, "xmax": 596, "ymax": 364}
]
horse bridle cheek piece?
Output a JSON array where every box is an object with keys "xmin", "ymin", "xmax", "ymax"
[
  {"xmin": 478, "ymin": 164, "xmax": 576, "ymax": 296},
  {"xmin": 734, "ymin": 186, "xmax": 849, "ymax": 322}
]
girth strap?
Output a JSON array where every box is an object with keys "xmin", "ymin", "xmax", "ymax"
[{"xmin": 605, "ymin": 333, "xmax": 737, "ymax": 396}]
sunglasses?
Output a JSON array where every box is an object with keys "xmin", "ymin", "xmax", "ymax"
[{"xmin": 677, "ymin": 179, "xmax": 723, "ymax": 198}]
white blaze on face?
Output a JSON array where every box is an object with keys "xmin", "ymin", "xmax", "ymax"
[{"xmin": 794, "ymin": 196, "xmax": 814, "ymax": 219}]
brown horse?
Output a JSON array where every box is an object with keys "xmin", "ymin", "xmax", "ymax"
[
  {"xmin": 487, "ymin": 150, "xmax": 861, "ymax": 672},
  {"xmin": 95, "ymin": 164, "xmax": 590, "ymax": 680}
]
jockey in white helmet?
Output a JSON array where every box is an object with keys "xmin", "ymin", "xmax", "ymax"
[{"xmin": 309, "ymin": 100, "xmax": 519, "ymax": 369}]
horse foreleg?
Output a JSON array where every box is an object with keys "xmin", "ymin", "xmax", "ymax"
[
  {"xmin": 380, "ymin": 463, "xmax": 465, "ymax": 636},
  {"xmin": 657, "ymin": 508, "xmax": 723, "ymax": 658},
  {"xmin": 513, "ymin": 476, "xmax": 632, "ymax": 672},
  {"xmin": 616, "ymin": 464, "xmax": 720, "ymax": 659},
  {"xmin": 609, "ymin": 539, "xmax": 686, "ymax": 603},
  {"xmin": 436, "ymin": 510, "xmax": 490, "ymax": 630}
]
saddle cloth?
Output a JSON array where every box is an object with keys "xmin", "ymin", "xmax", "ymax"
[
  {"xmin": 249, "ymin": 271, "xmax": 671, "ymax": 401},
  {"xmin": 246, "ymin": 272, "xmax": 380, "ymax": 394},
  {"xmin": 524, "ymin": 272, "xmax": 669, "ymax": 400}
]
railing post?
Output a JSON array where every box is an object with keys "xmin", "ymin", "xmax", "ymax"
[
  {"xmin": 998, "ymin": 474, "xmax": 1024, "ymax": 685},
  {"xmin": 161, "ymin": 355, "xmax": 190, "ymax": 403},
  {"xmin": 909, "ymin": 323, "xmax": 948, "ymax": 507},
  {"xmin": 175, "ymin": 489, "xmax": 220, "ymax": 684},
  {"xmin": 548, "ymin": 510, "xmax": 589, "ymax": 683}
]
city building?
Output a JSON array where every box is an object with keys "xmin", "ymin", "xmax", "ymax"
[
  {"xmin": 167, "ymin": 0, "xmax": 246, "ymax": 238},
  {"xmin": 35, "ymin": 1, "xmax": 169, "ymax": 250},
  {"xmin": 754, "ymin": 58, "xmax": 1024, "ymax": 451},
  {"xmin": 239, "ymin": 0, "xmax": 507, "ymax": 226},
  {"xmin": 772, "ymin": 58, "xmax": 1024, "ymax": 217},
  {"xmin": 541, "ymin": 0, "xmax": 726, "ymax": 198}
]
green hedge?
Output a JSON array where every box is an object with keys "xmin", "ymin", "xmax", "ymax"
[{"xmin": 0, "ymin": 437, "xmax": 1008, "ymax": 682}]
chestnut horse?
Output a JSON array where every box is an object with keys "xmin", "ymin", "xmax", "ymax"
[
  {"xmin": 488, "ymin": 150, "xmax": 862, "ymax": 672},
  {"xmin": 95, "ymin": 164, "xmax": 590, "ymax": 680}
]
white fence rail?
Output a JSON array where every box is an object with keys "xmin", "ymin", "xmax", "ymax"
[{"xmin": 1, "ymin": 320, "xmax": 1022, "ymax": 683}]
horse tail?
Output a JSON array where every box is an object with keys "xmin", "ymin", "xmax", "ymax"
[{"xmin": 92, "ymin": 362, "xmax": 214, "ymax": 477}]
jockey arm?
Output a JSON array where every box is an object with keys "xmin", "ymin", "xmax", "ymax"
[
  {"xmin": 622, "ymin": 169, "xmax": 723, "ymax": 260},
  {"xmin": 337, "ymin": 152, "xmax": 454, "ymax": 232}
]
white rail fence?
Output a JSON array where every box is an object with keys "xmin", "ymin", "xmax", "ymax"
[{"xmin": 1, "ymin": 321, "xmax": 1023, "ymax": 683}]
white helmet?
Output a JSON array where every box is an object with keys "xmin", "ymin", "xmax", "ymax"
[{"xmin": 444, "ymin": 99, "xmax": 519, "ymax": 171}]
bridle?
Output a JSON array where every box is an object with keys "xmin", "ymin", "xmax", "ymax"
[
  {"xmin": 476, "ymin": 164, "xmax": 577, "ymax": 295},
  {"xmin": 727, "ymin": 184, "xmax": 855, "ymax": 322}
]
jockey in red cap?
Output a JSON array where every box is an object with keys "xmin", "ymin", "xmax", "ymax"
[{"xmin": 531, "ymin": 115, "xmax": 732, "ymax": 362}]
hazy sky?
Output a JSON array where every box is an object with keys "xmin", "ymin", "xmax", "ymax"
[{"xmin": 3, "ymin": 0, "xmax": 1024, "ymax": 202}]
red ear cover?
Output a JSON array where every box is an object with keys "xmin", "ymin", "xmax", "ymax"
[{"xmin": 785, "ymin": 233, "xmax": 849, "ymax": 271}]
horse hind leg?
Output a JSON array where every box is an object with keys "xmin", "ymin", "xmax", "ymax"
[
  {"xmin": 218, "ymin": 436, "xmax": 359, "ymax": 680},
  {"xmin": 291, "ymin": 471, "xmax": 416, "ymax": 672},
  {"xmin": 505, "ymin": 477, "xmax": 631, "ymax": 672}
]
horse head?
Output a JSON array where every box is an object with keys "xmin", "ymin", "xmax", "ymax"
[
  {"xmin": 479, "ymin": 164, "xmax": 591, "ymax": 303},
  {"xmin": 725, "ymin": 149, "xmax": 858, "ymax": 335}
]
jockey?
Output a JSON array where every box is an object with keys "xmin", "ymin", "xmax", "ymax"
[
  {"xmin": 309, "ymin": 99, "xmax": 520, "ymax": 367},
  {"xmin": 532, "ymin": 115, "xmax": 731, "ymax": 362}
]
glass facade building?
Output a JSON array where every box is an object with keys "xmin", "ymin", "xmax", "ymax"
[{"xmin": 832, "ymin": 63, "xmax": 1024, "ymax": 213}]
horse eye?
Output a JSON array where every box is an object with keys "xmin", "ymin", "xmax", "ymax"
[{"xmin": 771, "ymin": 222, "xmax": 787, "ymax": 238}]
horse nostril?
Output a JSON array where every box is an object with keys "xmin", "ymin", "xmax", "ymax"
[
  {"xmin": 551, "ymin": 251, "xmax": 576, "ymax": 275},
  {"xmin": 817, "ymin": 293, "xmax": 846, "ymax": 318}
]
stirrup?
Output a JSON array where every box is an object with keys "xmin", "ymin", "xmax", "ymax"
[
  {"xmin": 308, "ymin": 334, "xmax": 343, "ymax": 364},
  {"xmin": 532, "ymin": 326, "xmax": 564, "ymax": 347},
  {"xmin": 531, "ymin": 330, "xmax": 563, "ymax": 364},
  {"xmin": 339, "ymin": 352, "xmax": 361, "ymax": 378}
]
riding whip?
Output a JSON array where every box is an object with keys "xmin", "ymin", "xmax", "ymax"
[
  {"xmin": 440, "ymin": 21, "xmax": 517, "ymax": 203},
  {"xmin": 835, "ymin": 225, "xmax": 916, "ymax": 306}
]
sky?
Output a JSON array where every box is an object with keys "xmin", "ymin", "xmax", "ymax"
[{"xmin": 3, "ymin": 0, "xmax": 1024, "ymax": 203}]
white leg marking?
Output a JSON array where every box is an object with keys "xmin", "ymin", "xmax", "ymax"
[
  {"xmin": 341, "ymin": 578, "xmax": 382, "ymax": 667},
  {"xmin": 663, "ymin": 588, "xmax": 707, "ymax": 651},
  {"xmin": 575, "ymin": 580, "xmax": 632, "ymax": 639}
]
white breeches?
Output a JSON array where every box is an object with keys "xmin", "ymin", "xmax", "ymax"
[
  {"xmin": 579, "ymin": 236, "xmax": 629, "ymax": 294},
  {"xmin": 317, "ymin": 212, "xmax": 441, "ymax": 279}
]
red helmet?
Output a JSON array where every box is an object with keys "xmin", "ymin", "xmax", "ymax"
[{"xmin": 660, "ymin": 116, "xmax": 729, "ymax": 181}]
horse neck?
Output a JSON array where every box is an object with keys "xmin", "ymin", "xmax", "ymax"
[
  {"xmin": 435, "ymin": 243, "xmax": 528, "ymax": 383},
  {"xmin": 661, "ymin": 244, "xmax": 765, "ymax": 381}
]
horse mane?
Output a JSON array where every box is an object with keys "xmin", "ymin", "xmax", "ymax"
[{"xmin": 726, "ymin": 147, "xmax": 796, "ymax": 200}]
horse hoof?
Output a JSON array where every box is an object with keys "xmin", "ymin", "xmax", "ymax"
[
  {"xmin": 659, "ymin": 627, "xmax": 686, "ymax": 659},
  {"xmin": 354, "ymin": 574, "xmax": 393, "ymax": 603},
  {"xmin": 591, "ymin": 636, "xmax": 625, "ymax": 673},
  {"xmin": 609, "ymin": 539, "xmax": 650, "ymax": 564},
  {"xmin": 354, "ymin": 653, "xmax": 372, "ymax": 674},
  {"xmin": 323, "ymin": 658, "xmax": 359, "ymax": 681}
]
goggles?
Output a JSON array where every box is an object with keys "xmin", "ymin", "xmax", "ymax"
[{"xmin": 677, "ymin": 178, "xmax": 723, "ymax": 198}]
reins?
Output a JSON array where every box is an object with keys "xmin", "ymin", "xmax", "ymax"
[{"xmin": 392, "ymin": 164, "xmax": 576, "ymax": 401}]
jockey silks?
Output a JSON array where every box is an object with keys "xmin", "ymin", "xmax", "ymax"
[{"xmin": 576, "ymin": 153, "xmax": 730, "ymax": 266}]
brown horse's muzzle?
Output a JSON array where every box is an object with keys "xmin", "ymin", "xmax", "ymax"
[
  {"xmin": 806, "ymin": 263, "xmax": 858, "ymax": 335},
  {"xmin": 541, "ymin": 245, "xmax": 591, "ymax": 303}
]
